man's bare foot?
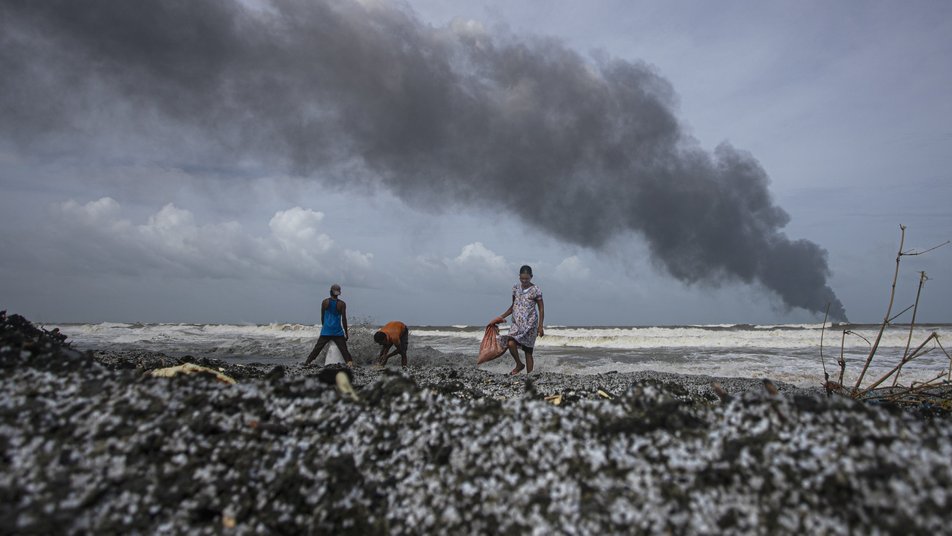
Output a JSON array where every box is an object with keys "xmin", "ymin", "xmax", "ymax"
[
  {"xmin": 346, "ymin": 360, "xmax": 354, "ymax": 368},
  {"xmin": 525, "ymin": 354, "xmax": 534, "ymax": 373},
  {"xmin": 509, "ymin": 363, "xmax": 525, "ymax": 376}
]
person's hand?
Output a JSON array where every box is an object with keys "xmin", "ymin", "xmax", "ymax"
[
  {"xmin": 538, "ymin": 325, "xmax": 545, "ymax": 337},
  {"xmin": 490, "ymin": 316, "xmax": 504, "ymax": 325}
]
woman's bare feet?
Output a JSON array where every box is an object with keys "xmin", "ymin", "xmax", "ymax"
[{"xmin": 509, "ymin": 363, "xmax": 525, "ymax": 376}]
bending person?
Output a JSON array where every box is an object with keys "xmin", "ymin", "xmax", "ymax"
[
  {"xmin": 491, "ymin": 265, "xmax": 544, "ymax": 375},
  {"xmin": 374, "ymin": 321, "xmax": 410, "ymax": 368},
  {"xmin": 305, "ymin": 283, "xmax": 354, "ymax": 367}
]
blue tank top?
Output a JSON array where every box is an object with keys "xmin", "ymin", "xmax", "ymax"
[{"xmin": 321, "ymin": 298, "xmax": 345, "ymax": 336}]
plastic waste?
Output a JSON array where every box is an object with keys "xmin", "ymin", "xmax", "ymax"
[
  {"xmin": 150, "ymin": 363, "xmax": 237, "ymax": 384},
  {"xmin": 477, "ymin": 324, "xmax": 507, "ymax": 364},
  {"xmin": 325, "ymin": 343, "xmax": 345, "ymax": 365}
]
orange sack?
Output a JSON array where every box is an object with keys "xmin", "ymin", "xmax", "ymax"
[{"xmin": 477, "ymin": 324, "xmax": 507, "ymax": 364}]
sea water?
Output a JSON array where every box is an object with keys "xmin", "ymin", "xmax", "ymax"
[{"xmin": 51, "ymin": 321, "xmax": 952, "ymax": 387}]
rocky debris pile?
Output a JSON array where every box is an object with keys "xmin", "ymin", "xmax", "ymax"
[
  {"xmin": 0, "ymin": 311, "xmax": 94, "ymax": 372},
  {"xmin": 2, "ymin": 313, "xmax": 951, "ymax": 534},
  {"xmin": 859, "ymin": 384, "xmax": 952, "ymax": 420},
  {"xmin": 94, "ymin": 349, "xmax": 268, "ymax": 382},
  {"xmin": 93, "ymin": 348, "xmax": 799, "ymax": 407}
]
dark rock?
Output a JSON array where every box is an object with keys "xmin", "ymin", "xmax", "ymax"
[
  {"xmin": 363, "ymin": 375, "xmax": 419, "ymax": 406},
  {"xmin": 316, "ymin": 364, "xmax": 352, "ymax": 385},
  {"xmin": 266, "ymin": 365, "xmax": 286, "ymax": 381},
  {"xmin": 434, "ymin": 380, "xmax": 465, "ymax": 394}
]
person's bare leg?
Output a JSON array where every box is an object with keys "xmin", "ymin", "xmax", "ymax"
[
  {"xmin": 525, "ymin": 349, "xmax": 534, "ymax": 374},
  {"xmin": 508, "ymin": 338, "xmax": 524, "ymax": 375},
  {"xmin": 400, "ymin": 332, "xmax": 409, "ymax": 369}
]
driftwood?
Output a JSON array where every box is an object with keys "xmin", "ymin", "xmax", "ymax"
[
  {"xmin": 825, "ymin": 225, "xmax": 951, "ymax": 410},
  {"xmin": 836, "ymin": 330, "xmax": 869, "ymax": 387},
  {"xmin": 860, "ymin": 332, "xmax": 938, "ymax": 394},
  {"xmin": 852, "ymin": 225, "xmax": 906, "ymax": 394},
  {"xmin": 819, "ymin": 303, "xmax": 830, "ymax": 383},
  {"xmin": 893, "ymin": 271, "xmax": 928, "ymax": 386}
]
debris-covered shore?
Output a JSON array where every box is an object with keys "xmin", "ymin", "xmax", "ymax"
[{"xmin": 2, "ymin": 311, "xmax": 951, "ymax": 534}]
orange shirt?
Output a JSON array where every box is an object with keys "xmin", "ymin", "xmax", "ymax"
[{"xmin": 378, "ymin": 321, "xmax": 407, "ymax": 345}]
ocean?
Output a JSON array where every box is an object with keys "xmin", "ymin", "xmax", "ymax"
[{"xmin": 51, "ymin": 321, "xmax": 952, "ymax": 388}]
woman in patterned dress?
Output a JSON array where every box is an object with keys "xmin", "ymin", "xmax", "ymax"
[{"xmin": 492, "ymin": 265, "xmax": 545, "ymax": 375}]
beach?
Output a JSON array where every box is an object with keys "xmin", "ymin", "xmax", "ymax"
[
  {"xmin": 3, "ymin": 311, "xmax": 951, "ymax": 534},
  {"xmin": 52, "ymin": 321, "xmax": 952, "ymax": 387}
]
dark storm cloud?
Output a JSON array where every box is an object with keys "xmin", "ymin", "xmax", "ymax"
[{"xmin": 0, "ymin": 0, "xmax": 846, "ymax": 319}]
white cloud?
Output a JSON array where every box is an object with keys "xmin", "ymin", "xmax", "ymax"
[
  {"xmin": 48, "ymin": 198, "xmax": 373, "ymax": 284},
  {"xmin": 148, "ymin": 203, "xmax": 194, "ymax": 229},
  {"xmin": 413, "ymin": 254, "xmax": 447, "ymax": 272},
  {"xmin": 449, "ymin": 18, "xmax": 486, "ymax": 38},
  {"xmin": 59, "ymin": 197, "xmax": 125, "ymax": 226},
  {"xmin": 343, "ymin": 249, "xmax": 374, "ymax": 269},
  {"xmin": 451, "ymin": 242, "xmax": 508, "ymax": 273},
  {"xmin": 412, "ymin": 242, "xmax": 514, "ymax": 292},
  {"xmin": 268, "ymin": 207, "xmax": 333, "ymax": 253},
  {"xmin": 553, "ymin": 255, "xmax": 591, "ymax": 280}
]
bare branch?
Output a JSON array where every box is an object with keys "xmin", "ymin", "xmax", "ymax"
[
  {"xmin": 894, "ymin": 271, "xmax": 928, "ymax": 386},
  {"xmin": 853, "ymin": 225, "xmax": 905, "ymax": 395},
  {"xmin": 906, "ymin": 343, "xmax": 937, "ymax": 362},
  {"xmin": 860, "ymin": 332, "xmax": 938, "ymax": 394},
  {"xmin": 936, "ymin": 338, "xmax": 952, "ymax": 381},
  {"xmin": 820, "ymin": 303, "xmax": 830, "ymax": 379},
  {"xmin": 837, "ymin": 330, "xmax": 872, "ymax": 388},
  {"xmin": 901, "ymin": 240, "xmax": 950, "ymax": 256},
  {"xmin": 837, "ymin": 330, "xmax": 847, "ymax": 386},
  {"xmin": 887, "ymin": 303, "xmax": 915, "ymax": 324},
  {"xmin": 845, "ymin": 330, "xmax": 871, "ymax": 346},
  {"xmin": 905, "ymin": 372, "xmax": 949, "ymax": 392}
]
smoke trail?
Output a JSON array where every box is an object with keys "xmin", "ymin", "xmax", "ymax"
[{"xmin": 0, "ymin": 0, "xmax": 847, "ymax": 319}]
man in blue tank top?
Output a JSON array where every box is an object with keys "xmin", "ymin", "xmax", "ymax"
[{"xmin": 304, "ymin": 283, "xmax": 354, "ymax": 367}]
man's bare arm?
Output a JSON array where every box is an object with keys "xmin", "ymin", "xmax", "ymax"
[{"xmin": 341, "ymin": 301, "xmax": 349, "ymax": 339}]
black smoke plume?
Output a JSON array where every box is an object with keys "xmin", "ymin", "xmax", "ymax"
[{"xmin": 0, "ymin": 0, "xmax": 847, "ymax": 319}]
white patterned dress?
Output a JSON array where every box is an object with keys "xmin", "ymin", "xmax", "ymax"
[{"xmin": 499, "ymin": 283, "xmax": 542, "ymax": 350}]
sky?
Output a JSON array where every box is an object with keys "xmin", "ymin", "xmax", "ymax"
[{"xmin": 0, "ymin": 0, "xmax": 950, "ymax": 326}]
